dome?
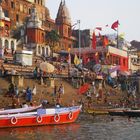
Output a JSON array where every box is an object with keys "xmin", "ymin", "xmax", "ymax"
[{"xmin": 56, "ymin": 0, "xmax": 71, "ymax": 24}]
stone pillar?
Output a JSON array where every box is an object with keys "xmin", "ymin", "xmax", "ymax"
[
  {"xmin": 40, "ymin": 77, "xmax": 44, "ymax": 85},
  {"xmin": 50, "ymin": 78, "xmax": 54, "ymax": 88},
  {"xmin": 36, "ymin": 45, "xmax": 38, "ymax": 56},
  {"xmin": 47, "ymin": 78, "xmax": 54, "ymax": 87},
  {"xmin": 11, "ymin": 75, "xmax": 24, "ymax": 87},
  {"xmin": 2, "ymin": 38, "xmax": 4, "ymax": 48}
]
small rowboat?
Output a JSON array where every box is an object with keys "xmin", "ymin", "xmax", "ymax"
[
  {"xmin": 0, "ymin": 105, "xmax": 42, "ymax": 115},
  {"xmin": 87, "ymin": 109, "xmax": 108, "ymax": 115},
  {"xmin": 108, "ymin": 108, "xmax": 128, "ymax": 116},
  {"xmin": 0, "ymin": 105, "xmax": 82, "ymax": 128}
]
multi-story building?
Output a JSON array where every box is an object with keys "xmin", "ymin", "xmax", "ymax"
[
  {"xmin": 72, "ymin": 29, "xmax": 139, "ymax": 73},
  {"xmin": 0, "ymin": 0, "xmax": 50, "ymax": 29},
  {"xmin": 0, "ymin": 6, "xmax": 16, "ymax": 57},
  {"xmin": 0, "ymin": 0, "xmax": 75, "ymax": 57}
]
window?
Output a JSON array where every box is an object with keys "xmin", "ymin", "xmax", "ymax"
[
  {"xmin": 42, "ymin": 47, "xmax": 45, "ymax": 56},
  {"xmin": 16, "ymin": 2, "xmax": 20, "ymax": 10},
  {"xmin": 4, "ymin": 9, "xmax": 9, "ymax": 17},
  {"xmin": 5, "ymin": 39, "xmax": 9, "ymax": 49},
  {"xmin": 38, "ymin": 46, "xmax": 41, "ymax": 54},
  {"xmin": 46, "ymin": 48, "xmax": 48, "ymax": 56},
  {"xmin": 28, "ymin": 8, "xmax": 31, "ymax": 15},
  {"xmin": 16, "ymin": 14, "xmax": 19, "ymax": 22},
  {"xmin": 11, "ymin": 1, "xmax": 15, "ymax": 9},
  {"xmin": 11, "ymin": 41, "xmax": 14, "ymax": 50}
]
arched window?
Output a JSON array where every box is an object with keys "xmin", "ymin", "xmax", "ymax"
[
  {"xmin": 42, "ymin": 47, "xmax": 45, "ymax": 56},
  {"xmin": 11, "ymin": 41, "xmax": 14, "ymax": 50},
  {"xmin": 46, "ymin": 47, "xmax": 48, "ymax": 56},
  {"xmin": 4, "ymin": 39, "xmax": 9, "ymax": 49},
  {"xmin": 38, "ymin": 46, "xmax": 41, "ymax": 54}
]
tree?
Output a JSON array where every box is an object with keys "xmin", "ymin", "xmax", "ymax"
[{"xmin": 46, "ymin": 30, "xmax": 60, "ymax": 57}]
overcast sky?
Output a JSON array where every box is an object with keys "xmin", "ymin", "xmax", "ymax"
[{"xmin": 46, "ymin": 0, "xmax": 140, "ymax": 42}]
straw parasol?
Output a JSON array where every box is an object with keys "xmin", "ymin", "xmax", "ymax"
[{"xmin": 39, "ymin": 62, "xmax": 55, "ymax": 73}]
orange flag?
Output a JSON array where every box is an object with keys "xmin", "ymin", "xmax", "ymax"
[{"xmin": 103, "ymin": 36, "xmax": 109, "ymax": 48}]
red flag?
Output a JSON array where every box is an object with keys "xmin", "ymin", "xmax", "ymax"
[
  {"xmin": 96, "ymin": 27, "xmax": 102, "ymax": 31},
  {"xmin": 111, "ymin": 20, "xmax": 119, "ymax": 31},
  {"xmin": 99, "ymin": 32, "xmax": 103, "ymax": 41},
  {"xmin": 92, "ymin": 31, "xmax": 96, "ymax": 49},
  {"xmin": 103, "ymin": 36, "xmax": 109, "ymax": 48},
  {"xmin": 78, "ymin": 83, "xmax": 90, "ymax": 94}
]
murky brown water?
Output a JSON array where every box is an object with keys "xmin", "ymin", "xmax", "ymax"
[{"xmin": 0, "ymin": 114, "xmax": 140, "ymax": 140}]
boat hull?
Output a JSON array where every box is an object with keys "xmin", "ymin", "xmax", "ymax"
[
  {"xmin": 0, "ymin": 106, "xmax": 81, "ymax": 128},
  {"xmin": 108, "ymin": 111, "xmax": 125, "ymax": 116},
  {"xmin": 124, "ymin": 110, "xmax": 140, "ymax": 117},
  {"xmin": 108, "ymin": 108, "xmax": 128, "ymax": 116},
  {"xmin": 87, "ymin": 109, "xmax": 108, "ymax": 115}
]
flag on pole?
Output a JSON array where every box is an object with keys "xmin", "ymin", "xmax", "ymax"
[
  {"xmin": 92, "ymin": 31, "xmax": 96, "ymax": 49},
  {"xmin": 74, "ymin": 54, "xmax": 80, "ymax": 65},
  {"xmin": 103, "ymin": 36, "xmax": 109, "ymax": 48},
  {"xmin": 95, "ymin": 27, "xmax": 102, "ymax": 31},
  {"xmin": 99, "ymin": 32, "xmax": 103, "ymax": 42},
  {"xmin": 67, "ymin": 53, "xmax": 71, "ymax": 65},
  {"xmin": 111, "ymin": 20, "xmax": 119, "ymax": 31}
]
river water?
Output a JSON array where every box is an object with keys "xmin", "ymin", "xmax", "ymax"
[{"xmin": 0, "ymin": 113, "xmax": 140, "ymax": 140}]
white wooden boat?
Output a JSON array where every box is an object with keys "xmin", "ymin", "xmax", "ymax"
[{"xmin": 0, "ymin": 104, "xmax": 42, "ymax": 115}]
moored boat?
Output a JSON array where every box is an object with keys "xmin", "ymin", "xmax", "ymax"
[
  {"xmin": 123, "ymin": 109, "xmax": 140, "ymax": 117},
  {"xmin": 0, "ymin": 104, "xmax": 42, "ymax": 115},
  {"xmin": 87, "ymin": 109, "xmax": 108, "ymax": 115},
  {"xmin": 108, "ymin": 108, "xmax": 128, "ymax": 116},
  {"xmin": 0, "ymin": 105, "xmax": 82, "ymax": 128}
]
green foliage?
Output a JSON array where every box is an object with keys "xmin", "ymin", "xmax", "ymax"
[
  {"xmin": 45, "ymin": 30, "xmax": 60, "ymax": 56},
  {"xmin": 46, "ymin": 30, "xmax": 60, "ymax": 46}
]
